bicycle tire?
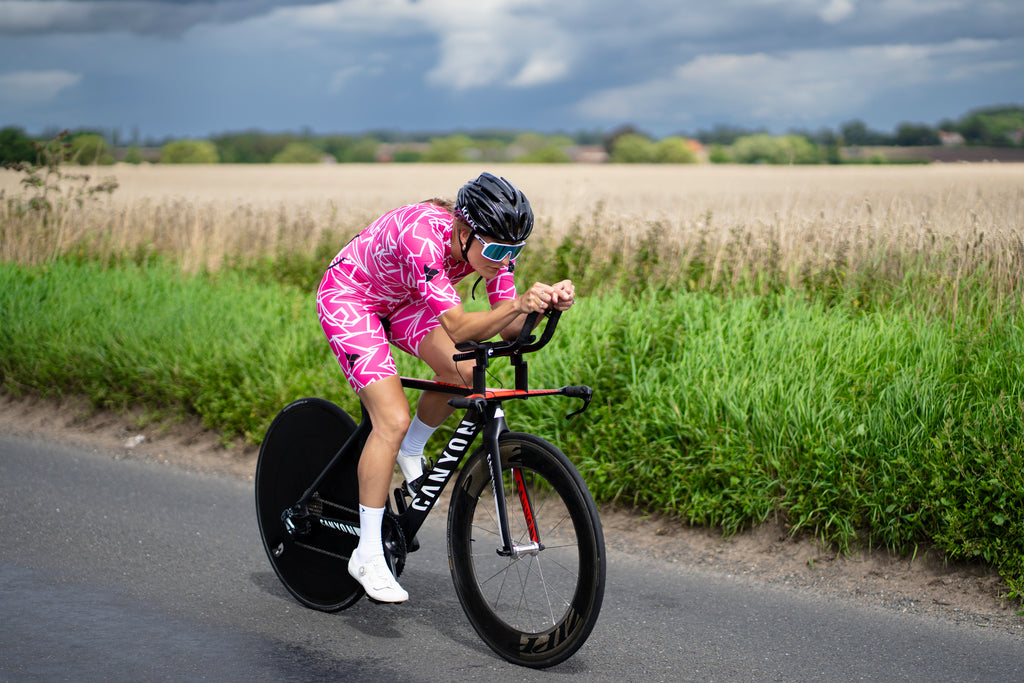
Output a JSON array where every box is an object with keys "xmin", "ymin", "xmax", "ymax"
[
  {"xmin": 447, "ymin": 432, "xmax": 606, "ymax": 668},
  {"xmin": 255, "ymin": 397, "xmax": 365, "ymax": 611}
]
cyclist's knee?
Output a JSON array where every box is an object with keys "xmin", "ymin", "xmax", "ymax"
[
  {"xmin": 432, "ymin": 360, "xmax": 474, "ymax": 388},
  {"xmin": 371, "ymin": 406, "xmax": 411, "ymax": 445}
]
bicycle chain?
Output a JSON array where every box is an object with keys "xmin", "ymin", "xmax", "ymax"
[
  {"xmin": 313, "ymin": 492, "xmax": 358, "ymax": 517},
  {"xmin": 307, "ymin": 493, "xmax": 407, "ymax": 577},
  {"xmin": 294, "ymin": 541, "xmax": 351, "ymax": 562}
]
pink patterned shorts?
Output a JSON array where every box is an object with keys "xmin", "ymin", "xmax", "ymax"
[{"xmin": 316, "ymin": 266, "xmax": 443, "ymax": 393}]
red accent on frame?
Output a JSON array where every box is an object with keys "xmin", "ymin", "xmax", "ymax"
[{"xmin": 513, "ymin": 467, "xmax": 539, "ymax": 544}]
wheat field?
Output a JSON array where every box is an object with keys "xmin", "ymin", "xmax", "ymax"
[
  {"xmin": 3, "ymin": 163, "xmax": 1023, "ymax": 293},
  {"xmin": 5, "ymin": 161, "xmax": 1022, "ymax": 220}
]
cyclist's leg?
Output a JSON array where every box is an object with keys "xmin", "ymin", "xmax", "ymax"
[
  {"xmin": 318, "ymin": 275, "xmax": 411, "ymax": 502},
  {"xmin": 348, "ymin": 376, "xmax": 410, "ymax": 603},
  {"xmin": 413, "ymin": 326, "xmax": 475, "ymax": 425},
  {"xmin": 319, "ymin": 289, "xmax": 410, "ymax": 506},
  {"xmin": 388, "ymin": 303, "xmax": 474, "ymax": 487},
  {"xmin": 389, "ymin": 301, "xmax": 474, "ymax": 428},
  {"xmin": 318, "ymin": 280, "xmax": 409, "ymax": 602},
  {"xmin": 354, "ymin": 376, "xmax": 410, "ymax": 508}
]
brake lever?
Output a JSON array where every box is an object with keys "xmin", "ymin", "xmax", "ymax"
[
  {"xmin": 447, "ymin": 396, "xmax": 488, "ymax": 412},
  {"xmin": 562, "ymin": 385, "xmax": 593, "ymax": 419}
]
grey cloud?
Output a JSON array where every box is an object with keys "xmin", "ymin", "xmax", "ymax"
[
  {"xmin": 8, "ymin": 0, "xmax": 1011, "ymax": 50},
  {"xmin": 563, "ymin": 0, "xmax": 1021, "ymax": 49},
  {"xmin": 553, "ymin": 0, "xmax": 1022, "ymax": 96},
  {"xmin": 1, "ymin": 0, "xmax": 1018, "ymax": 137},
  {"xmin": 0, "ymin": 0, "xmax": 326, "ymax": 36}
]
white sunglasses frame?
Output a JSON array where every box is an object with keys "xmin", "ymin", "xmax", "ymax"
[{"xmin": 472, "ymin": 233, "xmax": 526, "ymax": 263}]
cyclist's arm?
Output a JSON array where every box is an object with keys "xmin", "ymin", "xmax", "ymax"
[
  {"xmin": 439, "ymin": 300, "xmax": 523, "ymax": 345},
  {"xmin": 439, "ymin": 282, "xmax": 556, "ymax": 344}
]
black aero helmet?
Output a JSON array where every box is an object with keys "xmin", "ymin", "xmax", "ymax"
[{"xmin": 455, "ymin": 173, "xmax": 534, "ymax": 243}]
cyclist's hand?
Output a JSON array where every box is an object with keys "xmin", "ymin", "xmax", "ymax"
[
  {"xmin": 519, "ymin": 282, "xmax": 556, "ymax": 313},
  {"xmin": 550, "ymin": 280, "xmax": 575, "ymax": 311}
]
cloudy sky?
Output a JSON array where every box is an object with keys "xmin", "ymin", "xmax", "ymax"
[{"xmin": 1, "ymin": 0, "xmax": 1021, "ymax": 140}]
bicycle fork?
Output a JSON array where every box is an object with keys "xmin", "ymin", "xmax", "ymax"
[{"xmin": 484, "ymin": 404, "xmax": 543, "ymax": 559}]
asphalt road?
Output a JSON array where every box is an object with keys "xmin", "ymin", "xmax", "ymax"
[{"xmin": 2, "ymin": 433, "xmax": 1022, "ymax": 682}]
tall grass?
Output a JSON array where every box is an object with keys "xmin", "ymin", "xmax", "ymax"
[
  {"xmin": 2, "ymin": 261, "xmax": 1022, "ymax": 595},
  {"xmin": 0, "ymin": 261, "xmax": 343, "ymax": 442},
  {"xmin": 527, "ymin": 291, "xmax": 1023, "ymax": 562}
]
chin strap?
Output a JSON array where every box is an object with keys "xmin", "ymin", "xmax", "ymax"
[
  {"xmin": 470, "ymin": 260, "xmax": 515, "ymax": 301},
  {"xmin": 455, "ymin": 207, "xmax": 475, "ymax": 262}
]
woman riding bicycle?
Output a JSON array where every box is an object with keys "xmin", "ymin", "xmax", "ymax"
[{"xmin": 317, "ymin": 173, "xmax": 575, "ymax": 603}]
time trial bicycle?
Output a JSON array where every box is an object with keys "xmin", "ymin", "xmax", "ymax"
[{"xmin": 255, "ymin": 310, "xmax": 606, "ymax": 668}]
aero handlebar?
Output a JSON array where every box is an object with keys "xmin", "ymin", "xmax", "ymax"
[
  {"xmin": 452, "ymin": 309, "xmax": 561, "ymax": 364},
  {"xmin": 444, "ymin": 308, "xmax": 590, "ymax": 417}
]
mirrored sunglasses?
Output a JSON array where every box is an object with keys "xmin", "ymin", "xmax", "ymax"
[{"xmin": 473, "ymin": 233, "xmax": 526, "ymax": 262}]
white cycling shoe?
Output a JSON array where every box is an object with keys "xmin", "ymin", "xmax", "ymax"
[
  {"xmin": 348, "ymin": 552, "xmax": 409, "ymax": 603},
  {"xmin": 397, "ymin": 448, "xmax": 426, "ymax": 492}
]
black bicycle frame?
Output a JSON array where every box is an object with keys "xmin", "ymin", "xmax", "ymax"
[
  {"xmin": 285, "ymin": 384, "xmax": 516, "ymax": 555},
  {"xmin": 285, "ymin": 310, "xmax": 590, "ymax": 557},
  {"xmin": 395, "ymin": 397, "xmax": 520, "ymax": 555}
]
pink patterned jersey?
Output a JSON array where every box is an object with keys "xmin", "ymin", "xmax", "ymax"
[
  {"xmin": 328, "ymin": 203, "xmax": 516, "ymax": 317},
  {"xmin": 317, "ymin": 202, "xmax": 518, "ymax": 392}
]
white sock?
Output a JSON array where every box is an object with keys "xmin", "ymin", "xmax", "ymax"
[
  {"xmin": 356, "ymin": 504, "xmax": 385, "ymax": 561},
  {"xmin": 398, "ymin": 414, "xmax": 438, "ymax": 480}
]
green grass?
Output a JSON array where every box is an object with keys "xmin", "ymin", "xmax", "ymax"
[
  {"xmin": 533, "ymin": 290, "xmax": 1024, "ymax": 592},
  {"xmin": 0, "ymin": 260, "xmax": 351, "ymax": 442},
  {"xmin": 1, "ymin": 259, "xmax": 1022, "ymax": 598}
]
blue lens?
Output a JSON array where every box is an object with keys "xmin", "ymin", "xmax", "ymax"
[
  {"xmin": 479, "ymin": 239, "xmax": 525, "ymax": 262},
  {"xmin": 482, "ymin": 244, "xmax": 522, "ymax": 260}
]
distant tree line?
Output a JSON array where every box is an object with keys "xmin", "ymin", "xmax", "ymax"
[
  {"xmin": 689, "ymin": 106, "xmax": 1024, "ymax": 148},
  {"xmin": 0, "ymin": 129, "xmax": 116, "ymax": 166},
  {"xmin": 3, "ymin": 105, "xmax": 1021, "ymax": 166}
]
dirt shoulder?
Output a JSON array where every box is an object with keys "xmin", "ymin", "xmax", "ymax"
[{"xmin": 1, "ymin": 390, "xmax": 1021, "ymax": 636}]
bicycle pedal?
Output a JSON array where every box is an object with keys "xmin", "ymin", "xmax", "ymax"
[{"xmin": 403, "ymin": 473, "xmax": 427, "ymax": 499}]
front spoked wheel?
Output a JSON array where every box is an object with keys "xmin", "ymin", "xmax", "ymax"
[{"xmin": 447, "ymin": 433, "xmax": 605, "ymax": 668}]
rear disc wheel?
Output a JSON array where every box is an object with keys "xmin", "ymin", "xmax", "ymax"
[{"xmin": 255, "ymin": 398, "xmax": 365, "ymax": 611}]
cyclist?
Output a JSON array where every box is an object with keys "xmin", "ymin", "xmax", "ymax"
[{"xmin": 317, "ymin": 173, "xmax": 575, "ymax": 602}]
